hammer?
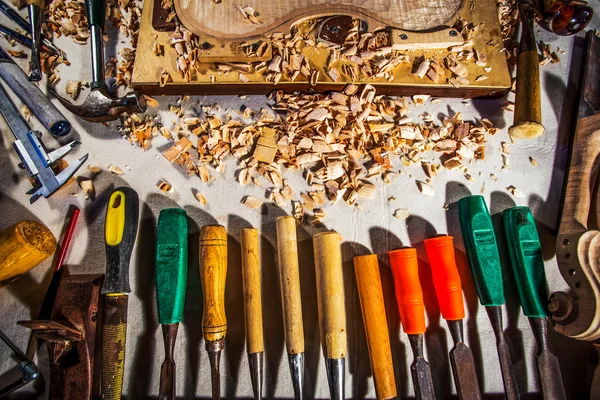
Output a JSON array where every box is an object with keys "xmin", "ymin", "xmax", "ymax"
[{"xmin": 53, "ymin": 0, "xmax": 146, "ymax": 122}]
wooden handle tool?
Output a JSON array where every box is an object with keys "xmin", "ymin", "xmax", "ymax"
[
  {"xmin": 199, "ymin": 225, "xmax": 227, "ymax": 400},
  {"xmin": 0, "ymin": 220, "xmax": 56, "ymax": 287},
  {"xmin": 313, "ymin": 231, "xmax": 346, "ymax": 400},
  {"xmin": 389, "ymin": 248, "xmax": 436, "ymax": 400},
  {"xmin": 155, "ymin": 208, "xmax": 188, "ymax": 400},
  {"xmin": 241, "ymin": 228, "xmax": 264, "ymax": 400},
  {"xmin": 353, "ymin": 254, "xmax": 397, "ymax": 400},
  {"xmin": 100, "ymin": 187, "xmax": 139, "ymax": 400},
  {"xmin": 509, "ymin": 0, "xmax": 545, "ymax": 139},
  {"xmin": 275, "ymin": 216, "xmax": 304, "ymax": 400}
]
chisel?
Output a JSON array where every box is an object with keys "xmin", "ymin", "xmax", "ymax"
[
  {"xmin": 458, "ymin": 195, "xmax": 520, "ymax": 400},
  {"xmin": 313, "ymin": 232, "xmax": 346, "ymax": 400},
  {"xmin": 275, "ymin": 216, "xmax": 305, "ymax": 399},
  {"xmin": 25, "ymin": 0, "xmax": 43, "ymax": 81},
  {"xmin": 389, "ymin": 247, "xmax": 436, "ymax": 400},
  {"xmin": 503, "ymin": 207, "xmax": 567, "ymax": 400},
  {"xmin": 100, "ymin": 187, "xmax": 139, "ymax": 400},
  {"xmin": 241, "ymin": 228, "xmax": 264, "ymax": 400},
  {"xmin": 424, "ymin": 235, "xmax": 482, "ymax": 400},
  {"xmin": 353, "ymin": 254, "xmax": 397, "ymax": 400},
  {"xmin": 155, "ymin": 208, "xmax": 188, "ymax": 400},
  {"xmin": 199, "ymin": 225, "xmax": 228, "ymax": 400}
]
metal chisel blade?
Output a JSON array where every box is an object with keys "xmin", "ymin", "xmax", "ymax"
[
  {"xmin": 411, "ymin": 357, "xmax": 436, "ymax": 400},
  {"xmin": 537, "ymin": 349, "xmax": 567, "ymax": 400},
  {"xmin": 449, "ymin": 343, "xmax": 482, "ymax": 400},
  {"xmin": 496, "ymin": 336, "xmax": 520, "ymax": 400}
]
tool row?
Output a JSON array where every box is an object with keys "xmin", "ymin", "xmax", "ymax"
[{"xmin": 7, "ymin": 188, "xmax": 565, "ymax": 400}]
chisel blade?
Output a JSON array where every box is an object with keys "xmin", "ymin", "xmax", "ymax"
[
  {"xmin": 411, "ymin": 357, "xmax": 436, "ymax": 400},
  {"xmin": 449, "ymin": 342, "xmax": 482, "ymax": 400},
  {"xmin": 537, "ymin": 349, "xmax": 567, "ymax": 400}
]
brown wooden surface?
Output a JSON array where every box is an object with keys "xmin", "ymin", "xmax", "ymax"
[
  {"xmin": 313, "ymin": 231, "xmax": 346, "ymax": 359},
  {"xmin": 275, "ymin": 216, "xmax": 305, "ymax": 355},
  {"xmin": 241, "ymin": 228, "xmax": 264, "ymax": 354},
  {"xmin": 25, "ymin": 0, "xmax": 44, "ymax": 7},
  {"xmin": 0, "ymin": 220, "xmax": 56, "ymax": 287},
  {"xmin": 175, "ymin": 0, "xmax": 462, "ymax": 39},
  {"xmin": 555, "ymin": 112, "xmax": 600, "ymax": 339},
  {"xmin": 199, "ymin": 225, "xmax": 228, "ymax": 342},
  {"xmin": 353, "ymin": 254, "xmax": 397, "ymax": 400},
  {"xmin": 509, "ymin": 50, "xmax": 544, "ymax": 139},
  {"xmin": 132, "ymin": 0, "xmax": 510, "ymax": 97}
]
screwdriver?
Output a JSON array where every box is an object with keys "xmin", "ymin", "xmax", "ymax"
[
  {"xmin": 458, "ymin": 195, "xmax": 520, "ymax": 400},
  {"xmin": 199, "ymin": 225, "xmax": 228, "ymax": 400},
  {"xmin": 503, "ymin": 207, "xmax": 567, "ymax": 400},
  {"xmin": 313, "ymin": 232, "xmax": 346, "ymax": 400},
  {"xmin": 353, "ymin": 254, "xmax": 397, "ymax": 400},
  {"xmin": 100, "ymin": 187, "xmax": 139, "ymax": 400},
  {"xmin": 275, "ymin": 216, "xmax": 305, "ymax": 399},
  {"xmin": 155, "ymin": 208, "xmax": 188, "ymax": 400},
  {"xmin": 424, "ymin": 235, "xmax": 482, "ymax": 400},
  {"xmin": 241, "ymin": 228, "xmax": 264, "ymax": 400},
  {"xmin": 389, "ymin": 247, "xmax": 436, "ymax": 400}
]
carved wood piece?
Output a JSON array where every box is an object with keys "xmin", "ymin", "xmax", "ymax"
[{"xmin": 175, "ymin": 0, "xmax": 463, "ymax": 39}]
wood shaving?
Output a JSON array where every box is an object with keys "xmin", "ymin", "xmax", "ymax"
[
  {"xmin": 108, "ymin": 164, "xmax": 124, "ymax": 175},
  {"xmin": 158, "ymin": 179, "xmax": 173, "ymax": 193},
  {"xmin": 393, "ymin": 208, "xmax": 410, "ymax": 220},
  {"xmin": 195, "ymin": 191, "xmax": 207, "ymax": 204},
  {"xmin": 65, "ymin": 80, "xmax": 81, "ymax": 100},
  {"xmin": 529, "ymin": 157, "xmax": 537, "ymax": 167},
  {"xmin": 87, "ymin": 165, "xmax": 102, "ymax": 174},
  {"xmin": 507, "ymin": 185, "xmax": 525, "ymax": 198},
  {"xmin": 242, "ymin": 195, "xmax": 263, "ymax": 208},
  {"xmin": 79, "ymin": 179, "xmax": 94, "ymax": 199},
  {"xmin": 416, "ymin": 181, "xmax": 435, "ymax": 196}
]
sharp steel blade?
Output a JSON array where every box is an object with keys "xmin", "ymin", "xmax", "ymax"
[
  {"xmin": 449, "ymin": 343, "xmax": 482, "ymax": 400},
  {"xmin": 537, "ymin": 349, "xmax": 567, "ymax": 400},
  {"xmin": 411, "ymin": 357, "xmax": 436, "ymax": 400}
]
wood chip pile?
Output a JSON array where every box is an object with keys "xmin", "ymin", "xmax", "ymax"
[{"xmin": 119, "ymin": 85, "xmax": 497, "ymax": 222}]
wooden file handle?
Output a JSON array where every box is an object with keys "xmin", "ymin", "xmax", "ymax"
[
  {"xmin": 199, "ymin": 225, "xmax": 228, "ymax": 342},
  {"xmin": 276, "ymin": 216, "xmax": 305, "ymax": 355},
  {"xmin": 241, "ymin": 228, "xmax": 264, "ymax": 354},
  {"xmin": 313, "ymin": 232, "xmax": 346, "ymax": 359},
  {"xmin": 354, "ymin": 254, "xmax": 397, "ymax": 400},
  {"xmin": 0, "ymin": 220, "xmax": 56, "ymax": 286}
]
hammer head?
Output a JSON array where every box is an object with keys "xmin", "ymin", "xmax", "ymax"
[{"xmin": 54, "ymin": 87, "xmax": 147, "ymax": 122}]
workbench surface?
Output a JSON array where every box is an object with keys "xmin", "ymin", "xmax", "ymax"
[{"xmin": 0, "ymin": 2, "xmax": 599, "ymax": 398}]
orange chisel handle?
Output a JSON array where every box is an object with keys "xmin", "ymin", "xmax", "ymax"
[
  {"xmin": 388, "ymin": 248, "xmax": 426, "ymax": 335},
  {"xmin": 424, "ymin": 236, "xmax": 465, "ymax": 321}
]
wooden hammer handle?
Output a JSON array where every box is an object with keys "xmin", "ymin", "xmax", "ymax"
[
  {"xmin": 199, "ymin": 225, "xmax": 228, "ymax": 342},
  {"xmin": 313, "ymin": 232, "xmax": 346, "ymax": 359},
  {"xmin": 276, "ymin": 216, "xmax": 305, "ymax": 355},
  {"xmin": 354, "ymin": 254, "xmax": 397, "ymax": 400},
  {"xmin": 241, "ymin": 228, "xmax": 264, "ymax": 354},
  {"xmin": 509, "ymin": 8, "xmax": 544, "ymax": 139}
]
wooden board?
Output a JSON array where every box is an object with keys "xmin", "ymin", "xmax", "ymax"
[
  {"xmin": 175, "ymin": 0, "xmax": 463, "ymax": 39},
  {"xmin": 132, "ymin": 0, "xmax": 511, "ymax": 97}
]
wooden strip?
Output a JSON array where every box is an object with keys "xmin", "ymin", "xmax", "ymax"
[
  {"xmin": 313, "ymin": 231, "xmax": 346, "ymax": 359},
  {"xmin": 241, "ymin": 228, "xmax": 265, "ymax": 354},
  {"xmin": 276, "ymin": 216, "xmax": 305, "ymax": 355}
]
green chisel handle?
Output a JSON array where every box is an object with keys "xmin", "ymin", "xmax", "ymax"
[
  {"xmin": 155, "ymin": 208, "xmax": 188, "ymax": 324},
  {"xmin": 458, "ymin": 195, "xmax": 505, "ymax": 307},
  {"xmin": 503, "ymin": 206, "xmax": 549, "ymax": 318},
  {"xmin": 101, "ymin": 294, "xmax": 128, "ymax": 400}
]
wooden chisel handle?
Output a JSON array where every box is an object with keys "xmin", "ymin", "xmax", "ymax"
[
  {"xmin": 354, "ymin": 254, "xmax": 397, "ymax": 400},
  {"xmin": 509, "ymin": 2, "xmax": 544, "ymax": 139},
  {"xmin": 241, "ymin": 228, "xmax": 264, "ymax": 354},
  {"xmin": 101, "ymin": 294, "xmax": 128, "ymax": 400},
  {"xmin": 199, "ymin": 225, "xmax": 228, "ymax": 342},
  {"xmin": 313, "ymin": 232, "xmax": 346, "ymax": 359},
  {"xmin": 276, "ymin": 216, "xmax": 305, "ymax": 355}
]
